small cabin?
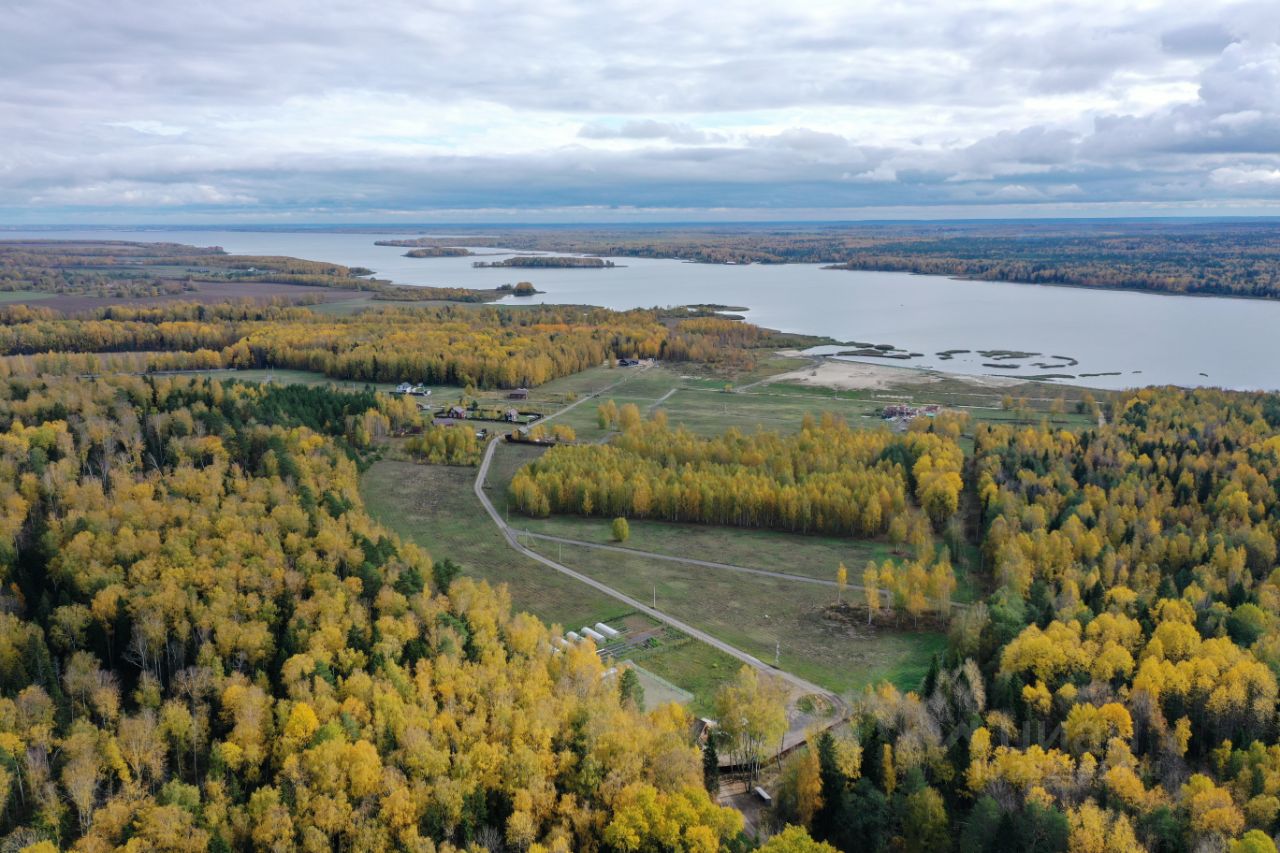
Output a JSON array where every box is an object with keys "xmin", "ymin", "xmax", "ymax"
[
  {"xmin": 508, "ymin": 388, "xmax": 529, "ymax": 400},
  {"xmin": 754, "ymin": 787, "xmax": 772, "ymax": 804},
  {"xmin": 691, "ymin": 717, "xmax": 716, "ymax": 745}
]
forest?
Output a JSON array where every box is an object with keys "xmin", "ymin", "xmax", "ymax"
[
  {"xmin": 0, "ymin": 241, "xmax": 507, "ymax": 305},
  {"xmin": 0, "ymin": 300, "xmax": 772, "ymax": 389},
  {"xmin": 2, "ymin": 247, "xmax": 1280, "ymax": 848},
  {"xmin": 0, "ymin": 374, "xmax": 767, "ymax": 851},
  {"xmin": 384, "ymin": 221, "xmax": 1280, "ymax": 299},
  {"xmin": 511, "ymin": 411, "xmax": 961, "ymax": 538},
  {"xmin": 500, "ymin": 385, "xmax": 1280, "ymax": 851},
  {"xmin": 472, "ymin": 258, "xmax": 615, "ymax": 269},
  {"xmin": 730, "ymin": 387, "xmax": 1280, "ymax": 852}
]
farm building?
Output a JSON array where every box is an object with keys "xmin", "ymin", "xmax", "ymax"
[
  {"xmin": 882, "ymin": 403, "xmax": 941, "ymax": 420},
  {"xmin": 395, "ymin": 383, "xmax": 431, "ymax": 396},
  {"xmin": 508, "ymin": 388, "xmax": 529, "ymax": 400}
]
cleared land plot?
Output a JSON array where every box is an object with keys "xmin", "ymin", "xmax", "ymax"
[
  {"xmin": 625, "ymin": 663, "xmax": 694, "ymax": 709},
  {"xmin": 0, "ymin": 291, "xmax": 56, "ymax": 303},
  {"xmin": 546, "ymin": 362, "xmax": 1095, "ymax": 444},
  {"xmin": 487, "ymin": 441, "xmax": 979, "ymax": 602},
  {"xmin": 360, "ymin": 457, "xmax": 744, "ymax": 709},
  {"xmin": 627, "ymin": 634, "xmax": 743, "ymax": 716},
  {"xmin": 525, "ymin": 537, "xmax": 946, "ymax": 696},
  {"xmin": 512, "ymin": 515, "xmax": 978, "ymax": 604},
  {"xmin": 657, "ymin": 387, "xmax": 884, "ymax": 436},
  {"xmin": 361, "ymin": 457, "xmax": 625, "ymax": 628}
]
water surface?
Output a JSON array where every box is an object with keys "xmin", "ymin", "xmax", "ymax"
[{"xmin": 4, "ymin": 228, "xmax": 1274, "ymax": 391}]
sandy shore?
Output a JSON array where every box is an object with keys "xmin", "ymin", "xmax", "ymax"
[{"xmin": 770, "ymin": 351, "xmax": 1022, "ymax": 391}]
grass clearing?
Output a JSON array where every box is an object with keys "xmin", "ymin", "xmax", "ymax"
[
  {"xmin": 526, "ymin": 537, "xmax": 945, "ymax": 696},
  {"xmin": 626, "ymin": 636, "xmax": 741, "ymax": 716},
  {"xmin": 360, "ymin": 456, "xmax": 744, "ymax": 709},
  {"xmin": 624, "ymin": 663, "xmax": 693, "ymax": 709},
  {"xmin": 487, "ymin": 441, "xmax": 980, "ymax": 602},
  {"xmin": 350, "ymin": 357, "xmax": 1100, "ymax": 702},
  {"xmin": 0, "ymin": 291, "xmax": 55, "ymax": 303},
  {"xmin": 361, "ymin": 456, "xmax": 626, "ymax": 627}
]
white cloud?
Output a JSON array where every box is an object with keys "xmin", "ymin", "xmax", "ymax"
[
  {"xmin": 1210, "ymin": 167, "xmax": 1280, "ymax": 186},
  {"xmin": 0, "ymin": 0, "xmax": 1276, "ymax": 218}
]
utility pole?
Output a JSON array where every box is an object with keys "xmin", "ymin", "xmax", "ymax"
[
  {"xmin": 775, "ymin": 639, "xmax": 780, "ymax": 667},
  {"xmin": 653, "ymin": 584, "xmax": 657, "ymax": 608}
]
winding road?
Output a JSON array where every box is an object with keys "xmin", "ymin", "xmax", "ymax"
[{"xmin": 473, "ymin": 436, "xmax": 849, "ymax": 744}]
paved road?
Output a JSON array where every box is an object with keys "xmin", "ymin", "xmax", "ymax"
[{"xmin": 474, "ymin": 437, "xmax": 848, "ymax": 742}]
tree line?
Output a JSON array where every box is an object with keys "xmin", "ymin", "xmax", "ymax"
[
  {"xmin": 0, "ymin": 300, "xmax": 777, "ymax": 389},
  {"xmin": 765, "ymin": 386, "xmax": 1280, "ymax": 851},
  {"xmin": 0, "ymin": 374, "xmax": 764, "ymax": 850},
  {"xmin": 511, "ymin": 411, "xmax": 960, "ymax": 541}
]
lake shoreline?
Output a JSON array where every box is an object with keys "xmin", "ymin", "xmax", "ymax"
[{"xmin": 0, "ymin": 228, "xmax": 1266, "ymax": 391}]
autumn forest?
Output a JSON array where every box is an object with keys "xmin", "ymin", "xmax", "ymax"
[{"xmin": 0, "ymin": 236, "xmax": 1276, "ymax": 852}]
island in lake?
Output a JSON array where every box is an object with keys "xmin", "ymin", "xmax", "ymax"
[
  {"xmin": 373, "ymin": 239, "xmax": 474, "ymax": 257},
  {"xmin": 403, "ymin": 247, "xmax": 474, "ymax": 258},
  {"xmin": 473, "ymin": 255, "xmax": 615, "ymax": 269},
  {"xmin": 497, "ymin": 281, "xmax": 541, "ymax": 296}
]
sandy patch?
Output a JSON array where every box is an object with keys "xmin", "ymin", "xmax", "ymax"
[
  {"xmin": 765, "ymin": 356, "xmax": 1022, "ymax": 392},
  {"xmin": 765, "ymin": 358, "xmax": 940, "ymax": 391}
]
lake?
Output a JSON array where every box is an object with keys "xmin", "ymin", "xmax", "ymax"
[{"xmin": 4, "ymin": 227, "xmax": 1275, "ymax": 391}]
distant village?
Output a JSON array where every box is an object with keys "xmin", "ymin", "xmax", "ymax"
[{"xmin": 880, "ymin": 402, "xmax": 941, "ymax": 423}]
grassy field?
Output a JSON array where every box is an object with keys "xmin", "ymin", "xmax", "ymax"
[
  {"xmin": 350, "ymin": 354, "xmax": 1103, "ymax": 702},
  {"xmin": 525, "ymin": 536, "xmax": 945, "ymax": 695},
  {"xmin": 627, "ymin": 636, "xmax": 740, "ymax": 716},
  {"xmin": 361, "ymin": 456, "xmax": 626, "ymax": 627},
  {"xmin": 626, "ymin": 663, "xmax": 694, "ymax": 710},
  {"xmin": 484, "ymin": 440, "xmax": 958, "ymax": 694},
  {"xmin": 486, "ymin": 440, "xmax": 982, "ymax": 601},
  {"xmin": 0, "ymin": 291, "xmax": 55, "ymax": 303},
  {"xmin": 530, "ymin": 361, "xmax": 1097, "ymax": 443},
  {"xmin": 359, "ymin": 456, "xmax": 745, "ymax": 709},
  {"xmin": 306, "ymin": 293, "xmax": 386, "ymax": 315}
]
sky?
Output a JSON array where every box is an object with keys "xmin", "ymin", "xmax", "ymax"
[{"xmin": 2, "ymin": 0, "xmax": 1279, "ymax": 224}]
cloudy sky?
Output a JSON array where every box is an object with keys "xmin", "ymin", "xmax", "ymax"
[{"xmin": 3, "ymin": 0, "xmax": 1279, "ymax": 223}]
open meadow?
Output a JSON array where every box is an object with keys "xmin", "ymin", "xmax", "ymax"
[{"xmin": 359, "ymin": 456, "xmax": 745, "ymax": 712}]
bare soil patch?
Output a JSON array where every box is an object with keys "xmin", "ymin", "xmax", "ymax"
[{"xmin": 767, "ymin": 354, "xmax": 1021, "ymax": 392}]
